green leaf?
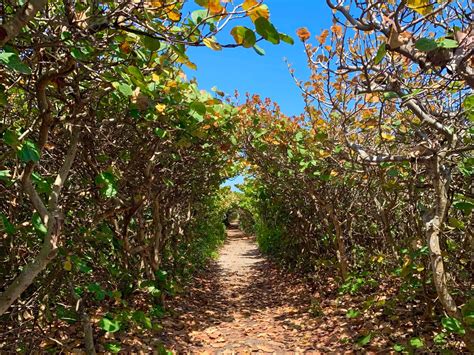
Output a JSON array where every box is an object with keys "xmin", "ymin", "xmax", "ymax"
[
  {"xmin": 76, "ymin": 258, "xmax": 92, "ymax": 273},
  {"xmin": 155, "ymin": 269, "xmax": 168, "ymax": 283},
  {"xmin": 60, "ymin": 31, "xmax": 72, "ymax": 41},
  {"xmin": 0, "ymin": 49, "xmax": 32, "ymax": 74},
  {"xmin": 154, "ymin": 127, "xmax": 167, "ymax": 138},
  {"xmin": 132, "ymin": 310, "xmax": 153, "ymax": 329},
  {"xmin": 462, "ymin": 299, "xmax": 474, "ymax": 326},
  {"xmin": 279, "ymin": 33, "xmax": 295, "ymax": 45},
  {"xmin": 463, "ymin": 95, "xmax": 474, "ymax": 122},
  {"xmin": 56, "ymin": 306, "xmax": 78, "ymax": 324},
  {"xmin": 253, "ymin": 44, "xmax": 265, "ymax": 56},
  {"xmin": 374, "ymin": 43, "xmax": 387, "ymax": 64},
  {"xmin": 356, "ymin": 333, "xmax": 371, "ymax": 346},
  {"xmin": 32, "ymin": 172, "xmax": 52, "ymax": 194},
  {"xmin": 433, "ymin": 332, "xmax": 447, "ymax": 345},
  {"xmin": 393, "ymin": 344, "xmax": 405, "ymax": 352},
  {"xmin": 383, "ymin": 91, "xmax": 399, "ymax": 100},
  {"xmin": 70, "ymin": 47, "xmax": 89, "ymax": 61},
  {"xmin": 346, "ymin": 309, "xmax": 360, "ymax": 319},
  {"xmin": 18, "ymin": 140, "xmax": 41, "ymax": 162},
  {"xmin": 0, "ymin": 213, "xmax": 15, "ymax": 235},
  {"xmin": 438, "ymin": 38, "xmax": 458, "ymax": 49},
  {"xmin": 105, "ymin": 343, "xmax": 121, "ymax": 353},
  {"xmin": 2, "ymin": 129, "xmax": 19, "ymax": 147},
  {"xmin": 118, "ymin": 83, "xmax": 133, "ymax": 97},
  {"xmin": 230, "ymin": 26, "xmax": 256, "ymax": 48},
  {"xmin": 441, "ymin": 316, "xmax": 465, "ymax": 335},
  {"xmin": 32, "ymin": 212, "xmax": 47, "ymax": 236},
  {"xmin": 464, "ymin": 314, "xmax": 474, "ymax": 327},
  {"xmin": 453, "ymin": 200, "xmax": 473, "ymax": 214},
  {"xmin": 190, "ymin": 101, "xmax": 206, "ymax": 116},
  {"xmin": 155, "ymin": 343, "xmax": 173, "ymax": 355},
  {"xmin": 409, "ymin": 337, "xmax": 424, "ymax": 348},
  {"xmin": 143, "ymin": 36, "xmax": 161, "ymax": 51},
  {"xmin": 98, "ymin": 317, "xmax": 121, "ymax": 333},
  {"xmin": 0, "ymin": 169, "xmax": 11, "ymax": 182},
  {"xmin": 255, "ymin": 18, "xmax": 280, "ymax": 45},
  {"xmin": 95, "ymin": 172, "xmax": 118, "ymax": 198},
  {"xmin": 448, "ymin": 217, "xmax": 465, "ymax": 230},
  {"xmin": 127, "ymin": 66, "xmax": 144, "ymax": 81},
  {"xmin": 415, "ymin": 38, "xmax": 438, "ymax": 52},
  {"xmin": 191, "ymin": 9, "xmax": 209, "ymax": 24},
  {"xmin": 87, "ymin": 282, "xmax": 106, "ymax": 301}
]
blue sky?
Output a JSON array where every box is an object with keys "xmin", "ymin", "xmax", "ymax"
[
  {"xmin": 183, "ymin": 1, "xmax": 333, "ymax": 190},
  {"xmin": 185, "ymin": 0, "xmax": 332, "ymax": 116}
]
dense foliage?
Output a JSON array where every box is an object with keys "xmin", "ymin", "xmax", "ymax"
[
  {"xmin": 0, "ymin": 0, "xmax": 472, "ymax": 352},
  {"xmin": 237, "ymin": 0, "xmax": 473, "ymax": 351},
  {"xmin": 0, "ymin": 0, "xmax": 290, "ymax": 351}
]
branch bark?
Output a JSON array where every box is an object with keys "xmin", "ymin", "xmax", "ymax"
[
  {"xmin": 0, "ymin": 127, "xmax": 81, "ymax": 316},
  {"xmin": 0, "ymin": 0, "xmax": 48, "ymax": 47}
]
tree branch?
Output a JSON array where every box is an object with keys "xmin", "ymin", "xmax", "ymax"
[{"xmin": 0, "ymin": 0, "xmax": 48, "ymax": 47}]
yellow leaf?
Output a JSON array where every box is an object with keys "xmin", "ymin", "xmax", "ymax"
[
  {"xmin": 151, "ymin": 73, "xmax": 160, "ymax": 82},
  {"xmin": 64, "ymin": 258, "xmax": 72, "ymax": 271},
  {"xmin": 203, "ymin": 37, "xmax": 222, "ymax": 51},
  {"xmin": 155, "ymin": 103, "xmax": 166, "ymax": 113},
  {"xmin": 148, "ymin": 0, "xmax": 164, "ymax": 7},
  {"xmin": 183, "ymin": 60, "xmax": 197, "ymax": 70},
  {"xmin": 319, "ymin": 149, "xmax": 331, "ymax": 158},
  {"xmin": 167, "ymin": 10, "xmax": 181, "ymax": 22},
  {"xmin": 242, "ymin": 0, "xmax": 269, "ymax": 22},
  {"xmin": 406, "ymin": 0, "xmax": 433, "ymax": 15},
  {"xmin": 202, "ymin": 0, "xmax": 225, "ymax": 15},
  {"xmin": 381, "ymin": 132, "xmax": 395, "ymax": 141},
  {"xmin": 398, "ymin": 125, "xmax": 408, "ymax": 133}
]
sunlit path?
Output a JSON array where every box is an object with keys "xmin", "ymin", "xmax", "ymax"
[{"xmin": 161, "ymin": 227, "xmax": 347, "ymax": 353}]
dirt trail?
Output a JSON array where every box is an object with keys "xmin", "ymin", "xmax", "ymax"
[{"xmin": 160, "ymin": 227, "xmax": 348, "ymax": 353}]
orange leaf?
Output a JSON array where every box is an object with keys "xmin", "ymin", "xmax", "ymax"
[
  {"xmin": 331, "ymin": 24, "xmax": 342, "ymax": 37},
  {"xmin": 296, "ymin": 27, "xmax": 311, "ymax": 42},
  {"xmin": 316, "ymin": 29, "xmax": 329, "ymax": 45},
  {"xmin": 119, "ymin": 41, "xmax": 131, "ymax": 54}
]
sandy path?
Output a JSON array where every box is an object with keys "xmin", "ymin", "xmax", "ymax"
[
  {"xmin": 218, "ymin": 228, "xmax": 265, "ymax": 275},
  {"xmin": 154, "ymin": 227, "xmax": 428, "ymax": 353},
  {"xmin": 160, "ymin": 228, "xmax": 333, "ymax": 353}
]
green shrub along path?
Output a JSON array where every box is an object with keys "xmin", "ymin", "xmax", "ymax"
[{"xmin": 1, "ymin": 0, "xmax": 472, "ymax": 353}]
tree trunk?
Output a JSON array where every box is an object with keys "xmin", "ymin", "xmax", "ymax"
[
  {"xmin": 328, "ymin": 205, "xmax": 349, "ymax": 280},
  {"xmin": 151, "ymin": 197, "xmax": 163, "ymax": 272},
  {"xmin": 0, "ymin": 216, "xmax": 61, "ymax": 315},
  {"xmin": 0, "ymin": 128, "xmax": 79, "ymax": 316},
  {"xmin": 424, "ymin": 157, "xmax": 459, "ymax": 318}
]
